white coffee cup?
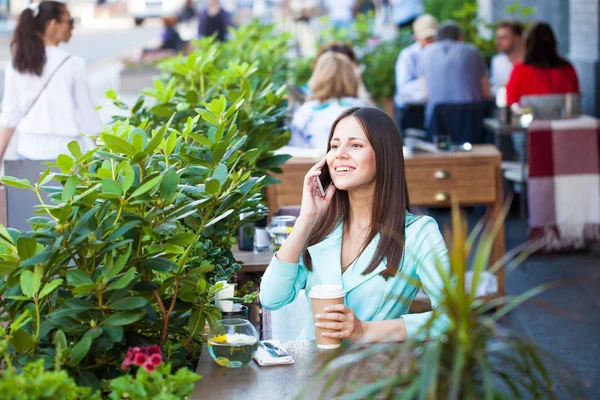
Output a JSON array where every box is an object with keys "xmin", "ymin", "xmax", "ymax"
[{"xmin": 309, "ymin": 284, "xmax": 346, "ymax": 349}]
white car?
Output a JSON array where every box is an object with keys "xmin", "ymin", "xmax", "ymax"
[{"xmin": 128, "ymin": 0, "xmax": 187, "ymax": 26}]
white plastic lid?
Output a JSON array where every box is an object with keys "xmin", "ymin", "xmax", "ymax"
[{"xmin": 308, "ymin": 284, "xmax": 345, "ymax": 299}]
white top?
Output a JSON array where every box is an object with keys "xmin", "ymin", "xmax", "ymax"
[
  {"xmin": 489, "ymin": 53, "xmax": 514, "ymax": 95},
  {"xmin": 394, "ymin": 42, "xmax": 426, "ymax": 107},
  {"xmin": 0, "ymin": 46, "xmax": 101, "ymax": 160},
  {"xmin": 289, "ymin": 97, "xmax": 368, "ymax": 151},
  {"xmin": 324, "ymin": 0, "xmax": 354, "ymax": 22}
]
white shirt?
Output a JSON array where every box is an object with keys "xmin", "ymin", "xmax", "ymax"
[
  {"xmin": 290, "ymin": 97, "xmax": 368, "ymax": 151},
  {"xmin": 324, "ymin": 0, "xmax": 354, "ymax": 22},
  {"xmin": 391, "ymin": 0, "xmax": 424, "ymax": 25},
  {"xmin": 0, "ymin": 46, "xmax": 101, "ymax": 160},
  {"xmin": 394, "ymin": 42, "xmax": 426, "ymax": 107},
  {"xmin": 490, "ymin": 53, "xmax": 514, "ymax": 95}
]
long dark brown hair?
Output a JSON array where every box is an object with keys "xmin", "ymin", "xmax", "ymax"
[
  {"xmin": 11, "ymin": 1, "xmax": 68, "ymax": 76},
  {"xmin": 303, "ymin": 107, "xmax": 410, "ymax": 279},
  {"xmin": 523, "ymin": 21, "xmax": 569, "ymax": 69}
]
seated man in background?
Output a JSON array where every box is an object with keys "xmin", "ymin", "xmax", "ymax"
[
  {"xmin": 394, "ymin": 14, "xmax": 438, "ymax": 134},
  {"xmin": 490, "ymin": 19, "xmax": 523, "ymax": 95},
  {"xmin": 419, "ymin": 21, "xmax": 490, "ymax": 129}
]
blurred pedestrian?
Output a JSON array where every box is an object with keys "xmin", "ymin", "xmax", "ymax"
[
  {"xmin": 419, "ymin": 21, "xmax": 490, "ymax": 127},
  {"xmin": 506, "ymin": 21, "xmax": 579, "ymax": 106},
  {"xmin": 0, "ymin": 1, "xmax": 101, "ymax": 163},
  {"xmin": 289, "ymin": 52, "xmax": 369, "ymax": 151},
  {"xmin": 287, "ymin": 0, "xmax": 319, "ymax": 57},
  {"xmin": 324, "ymin": 0, "xmax": 355, "ymax": 29},
  {"xmin": 198, "ymin": 0, "xmax": 232, "ymax": 41},
  {"xmin": 490, "ymin": 20, "xmax": 523, "ymax": 95},
  {"xmin": 315, "ymin": 42, "xmax": 371, "ymax": 104},
  {"xmin": 394, "ymin": 14, "xmax": 437, "ymax": 131},
  {"xmin": 143, "ymin": 15, "xmax": 186, "ymax": 56}
]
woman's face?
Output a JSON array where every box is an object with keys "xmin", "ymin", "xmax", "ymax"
[
  {"xmin": 326, "ymin": 116, "xmax": 376, "ymax": 193},
  {"xmin": 47, "ymin": 9, "xmax": 74, "ymax": 44}
]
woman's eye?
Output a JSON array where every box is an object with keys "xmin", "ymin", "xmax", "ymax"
[
  {"xmin": 352, "ymin": 144, "xmax": 362, "ymax": 148},
  {"xmin": 330, "ymin": 145, "xmax": 338, "ymax": 149}
]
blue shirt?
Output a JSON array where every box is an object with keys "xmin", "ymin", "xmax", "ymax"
[
  {"xmin": 260, "ymin": 213, "xmax": 450, "ymax": 340},
  {"xmin": 419, "ymin": 39, "xmax": 488, "ymax": 126},
  {"xmin": 394, "ymin": 42, "xmax": 426, "ymax": 107}
]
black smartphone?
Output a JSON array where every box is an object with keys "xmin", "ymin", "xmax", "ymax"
[{"xmin": 317, "ymin": 164, "xmax": 332, "ymax": 197}]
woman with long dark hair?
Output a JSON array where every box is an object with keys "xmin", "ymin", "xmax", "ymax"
[
  {"xmin": 261, "ymin": 107, "xmax": 449, "ymax": 342},
  {"xmin": 0, "ymin": 1, "xmax": 101, "ymax": 162},
  {"xmin": 506, "ymin": 21, "xmax": 580, "ymax": 105}
]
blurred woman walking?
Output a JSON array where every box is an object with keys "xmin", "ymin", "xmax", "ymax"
[{"xmin": 0, "ymin": 1, "xmax": 101, "ymax": 163}]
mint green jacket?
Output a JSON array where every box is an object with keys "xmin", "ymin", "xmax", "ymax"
[{"xmin": 259, "ymin": 213, "xmax": 449, "ymax": 340}]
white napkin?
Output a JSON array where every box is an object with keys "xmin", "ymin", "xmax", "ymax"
[{"xmin": 253, "ymin": 340, "xmax": 294, "ymax": 367}]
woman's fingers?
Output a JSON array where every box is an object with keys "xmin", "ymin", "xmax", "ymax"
[
  {"xmin": 315, "ymin": 322, "xmax": 344, "ymax": 330},
  {"xmin": 323, "ymin": 304, "xmax": 347, "ymax": 313},
  {"xmin": 314, "ymin": 312, "xmax": 345, "ymax": 321}
]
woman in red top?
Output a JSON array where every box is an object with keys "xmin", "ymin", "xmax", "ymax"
[{"xmin": 506, "ymin": 22, "xmax": 579, "ymax": 105}]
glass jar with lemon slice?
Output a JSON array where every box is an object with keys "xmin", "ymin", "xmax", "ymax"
[
  {"xmin": 207, "ymin": 318, "xmax": 259, "ymax": 368},
  {"xmin": 267, "ymin": 215, "xmax": 296, "ymax": 251}
]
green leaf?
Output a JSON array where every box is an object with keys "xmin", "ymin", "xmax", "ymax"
[
  {"xmin": 205, "ymin": 209, "xmax": 234, "ymax": 228},
  {"xmin": 143, "ymin": 258, "xmax": 178, "ymax": 273},
  {"xmin": 20, "ymin": 270, "xmax": 37, "ymax": 298},
  {"xmin": 103, "ymin": 326, "xmax": 124, "ymax": 343},
  {"xmin": 68, "ymin": 328, "xmax": 101, "ymax": 366},
  {"xmin": 39, "ymin": 278, "xmax": 63, "ymax": 299},
  {"xmin": 0, "ymin": 260, "xmax": 19, "ymax": 275},
  {"xmin": 188, "ymin": 265, "xmax": 215, "ymax": 274},
  {"xmin": 66, "ymin": 269, "xmax": 94, "ymax": 286},
  {"xmin": 106, "ymin": 89, "xmax": 118, "ymax": 101},
  {"xmin": 102, "ymin": 310, "xmax": 146, "ymax": 326},
  {"xmin": 17, "ymin": 237, "xmax": 37, "ymax": 260},
  {"xmin": 11, "ymin": 329, "xmax": 35, "ymax": 352},
  {"xmin": 62, "ymin": 175, "xmax": 79, "ymax": 202},
  {"xmin": 68, "ymin": 140, "xmax": 83, "ymax": 158},
  {"xmin": 53, "ymin": 329, "xmax": 68, "ymax": 352},
  {"xmin": 159, "ymin": 169, "xmax": 179, "ymax": 199},
  {"xmin": 167, "ymin": 233, "xmax": 196, "ymax": 246},
  {"xmin": 212, "ymin": 163, "xmax": 228, "ymax": 185},
  {"xmin": 105, "ymin": 245, "xmax": 132, "ymax": 281},
  {"xmin": 211, "ymin": 141, "xmax": 228, "ymax": 164},
  {"xmin": 146, "ymin": 125, "xmax": 166, "ymax": 154},
  {"xmin": 56, "ymin": 154, "xmax": 75, "ymax": 172},
  {"xmin": 0, "ymin": 176, "xmax": 34, "ymax": 190},
  {"xmin": 257, "ymin": 154, "xmax": 292, "ymax": 169},
  {"xmin": 108, "ymin": 296, "xmax": 148, "ymax": 310},
  {"xmin": 205, "ymin": 178, "xmax": 220, "ymax": 195},
  {"xmin": 103, "ymin": 134, "xmax": 136, "ymax": 156},
  {"xmin": 165, "ymin": 131, "xmax": 177, "ymax": 156},
  {"xmin": 107, "ymin": 268, "xmax": 137, "ymax": 291},
  {"xmin": 101, "ymin": 178, "xmax": 123, "ymax": 197},
  {"xmin": 130, "ymin": 175, "xmax": 162, "ymax": 198}
]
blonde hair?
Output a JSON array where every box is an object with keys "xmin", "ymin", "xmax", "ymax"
[{"xmin": 308, "ymin": 52, "xmax": 359, "ymax": 103}]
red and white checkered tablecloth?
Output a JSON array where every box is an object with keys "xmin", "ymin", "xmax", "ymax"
[{"xmin": 528, "ymin": 116, "xmax": 600, "ymax": 251}]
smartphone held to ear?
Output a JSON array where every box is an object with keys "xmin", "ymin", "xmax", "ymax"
[{"xmin": 317, "ymin": 165, "xmax": 332, "ymax": 197}]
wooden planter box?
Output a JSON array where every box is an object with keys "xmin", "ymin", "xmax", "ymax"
[{"xmin": 119, "ymin": 66, "xmax": 160, "ymax": 93}]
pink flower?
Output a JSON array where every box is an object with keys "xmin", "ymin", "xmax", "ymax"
[
  {"xmin": 121, "ymin": 358, "xmax": 132, "ymax": 370},
  {"xmin": 121, "ymin": 345, "xmax": 163, "ymax": 371},
  {"xmin": 146, "ymin": 345, "xmax": 161, "ymax": 356},
  {"xmin": 143, "ymin": 363, "xmax": 156, "ymax": 372},
  {"xmin": 147, "ymin": 353, "xmax": 162, "ymax": 366},
  {"xmin": 134, "ymin": 352, "xmax": 148, "ymax": 365}
]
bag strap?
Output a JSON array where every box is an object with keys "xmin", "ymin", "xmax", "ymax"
[{"xmin": 22, "ymin": 55, "xmax": 72, "ymax": 119}]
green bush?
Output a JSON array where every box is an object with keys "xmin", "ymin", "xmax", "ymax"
[{"xmin": 0, "ymin": 21, "xmax": 290, "ymax": 396}]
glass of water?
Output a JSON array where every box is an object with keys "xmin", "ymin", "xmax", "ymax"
[{"xmin": 267, "ymin": 216, "xmax": 296, "ymax": 250}]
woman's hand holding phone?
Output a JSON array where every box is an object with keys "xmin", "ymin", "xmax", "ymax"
[{"xmin": 299, "ymin": 158, "xmax": 336, "ymax": 222}]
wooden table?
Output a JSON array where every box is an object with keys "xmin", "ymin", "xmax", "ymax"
[
  {"xmin": 265, "ymin": 145, "xmax": 506, "ymax": 294},
  {"xmin": 193, "ymin": 340, "xmax": 408, "ymax": 399}
]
